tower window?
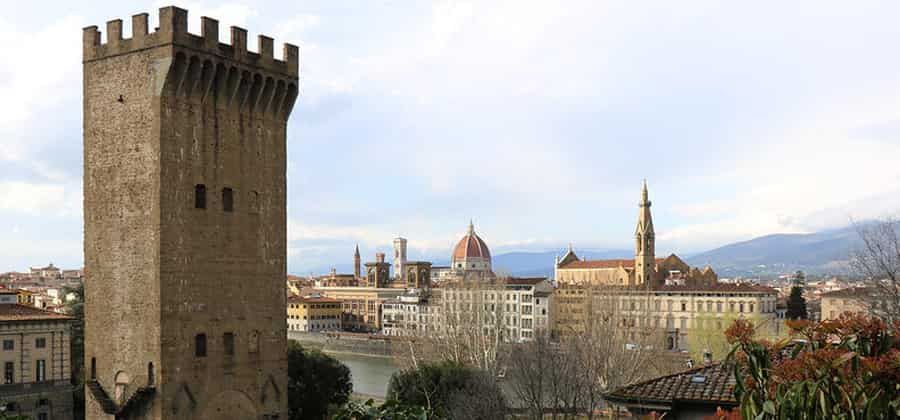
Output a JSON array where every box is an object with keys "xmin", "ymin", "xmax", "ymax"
[
  {"xmin": 249, "ymin": 191, "xmax": 260, "ymax": 213},
  {"xmin": 195, "ymin": 333, "xmax": 207, "ymax": 357},
  {"xmin": 224, "ymin": 332, "xmax": 235, "ymax": 356},
  {"xmin": 148, "ymin": 362, "xmax": 155, "ymax": 385},
  {"xmin": 223, "ymin": 188, "xmax": 234, "ymax": 212},
  {"xmin": 90, "ymin": 357, "xmax": 96, "ymax": 380},
  {"xmin": 194, "ymin": 184, "xmax": 206, "ymax": 209}
]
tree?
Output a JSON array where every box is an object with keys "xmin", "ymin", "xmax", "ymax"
[
  {"xmin": 544, "ymin": 286, "xmax": 673, "ymax": 420},
  {"xmin": 786, "ymin": 271, "xmax": 807, "ymax": 320},
  {"xmin": 0, "ymin": 403, "xmax": 28, "ymax": 420},
  {"xmin": 507, "ymin": 331, "xmax": 584, "ymax": 420},
  {"xmin": 569, "ymin": 288, "xmax": 671, "ymax": 420},
  {"xmin": 62, "ymin": 282, "xmax": 85, "ymax": 420},
  {"xmin": 687, "ymin": 312, "xmax": 785, "ymax": 364},
  {"xmin": 331, "ymin": 399, "xmax": 429, "ymax": 420},
  {"xmin": 725, "ymin": 314, "xmax": 900, "ymax": 419},
  {"xmin": 287, "ymin": 341, "xmax": 352, "ymax": 420},
  {"xmin": 395, "ymin": 278, "xmax": 509, "ymax": 377},
  {"xmin": 851, "ymin": 218, "xmax": 900, "ymax": 323},
  {"xmin": 387, "ymin": 360, "xmax": 505, "ymax": 419}
]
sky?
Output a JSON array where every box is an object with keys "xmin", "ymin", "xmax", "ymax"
[{"xmin": 1, "ymin": 0, "xmax": 900, "ymax": 274}]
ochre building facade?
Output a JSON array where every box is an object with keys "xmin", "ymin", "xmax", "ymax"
[{"xmin": 83, "ymin": 7, "xmax": 298, "ymax": 419}]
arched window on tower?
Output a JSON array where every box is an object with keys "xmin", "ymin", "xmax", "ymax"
[
  {"xmin": 194, "ymin": 184, "xmax": 206, "ymax": 209},
  {"xmin": 147, "ymin": 362, "xmax": 155, "ymax": 385},
  {"xmin": 195, "ymin": 333, "xmax": 207, "ymax": 357}
]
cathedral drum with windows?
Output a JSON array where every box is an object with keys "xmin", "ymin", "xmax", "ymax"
[{"xmin": 82, "ymin": 7, "xmax": 298, "ymax": 419}]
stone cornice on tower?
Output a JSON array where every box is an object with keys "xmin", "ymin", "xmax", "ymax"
[
  {"xmin": 83, "ymin": 7, "xmax": 299, "ymax": 120},
  {"xmin": 83, "ymin": 7, "xmax": 298, "ymax": 77}
]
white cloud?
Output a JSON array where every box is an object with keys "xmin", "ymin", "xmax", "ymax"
[
  {"xmin": 0, "ymin": 15, "xmax": 82, "ymax": 160},
  {"xmin": 0, "ymin": 181, "xmax": 71, "ymax": 215}
]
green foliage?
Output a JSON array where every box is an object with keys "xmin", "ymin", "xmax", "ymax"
[
  {"xmin": 331, "ymin": 399, "xmax": 429, "ymax": 420},
  {"xmin": 288, "ymin": 341, "xmax": 353, "ymax": 420},
  {"xmin": 726, "ymin": 315, "xmax": 900, "ymax": 419},
  {"xmin": 62, "ymin": 283, "xmax": 85, "ymax": 420},
  {"xmin": 386, "ymin": 361, "xmax": 505, "ymax": 419},
  {"xmin": 786, "ymin": 271, "xmax": 807, "ymax": 320},
  {"xmin": 0, "ymin": 403, "xmax": 28, "ymax": 420}
]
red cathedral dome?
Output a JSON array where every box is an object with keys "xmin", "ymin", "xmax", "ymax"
[{"xmin": 451, "ymin": 221, "xmax": 492, "ymax": 271}]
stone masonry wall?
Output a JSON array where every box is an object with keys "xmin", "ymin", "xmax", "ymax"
[{"xmin": 83, "ymin": 6, "xmax": 298, "ymax": 420}]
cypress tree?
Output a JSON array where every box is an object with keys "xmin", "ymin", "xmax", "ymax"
[{"xmin": 786, "ymin": 270, "xmax": 807, "ymax": 320}]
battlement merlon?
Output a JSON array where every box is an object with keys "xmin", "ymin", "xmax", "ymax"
[{"xmin": 83, "ymin": 6, "xmax": 299, "ymax": 79}]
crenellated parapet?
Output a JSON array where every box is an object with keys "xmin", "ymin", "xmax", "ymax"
[{"xmin": 83, "ymin": 6, "xmax": 299, "ymax": 118}]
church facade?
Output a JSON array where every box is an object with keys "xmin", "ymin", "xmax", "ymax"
[
  {"xmin": 552, "ymin": 182, "xmax": 777, "ymax": 354},
  {"xmin": 555, "ymin": 181, "xmax": 717, "ymax": 288}
]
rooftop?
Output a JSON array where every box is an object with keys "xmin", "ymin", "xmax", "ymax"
[
  {"xmin": 558, "ymin": 258, "xmax": 665, "ymax": 270},
  {"xmin": 288, "ymin": 295, "xmax": 342, "ymax": 304},
  {"xmin": 821, "ymin": 287, "xmax": 878, "ymax": 299},
  {"xmin": 652, "ymin": 283, "xmax": 777, "ymax": 293},
  {"xmin": 605, "ymin": 362, "xmax": 737, "ymax": 408},
  {"xmin": 0, "ymin": 304, "xmax": 74, "ymax": 322}
]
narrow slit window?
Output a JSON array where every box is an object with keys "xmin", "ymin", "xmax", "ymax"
[
  {"xmin": 195, "ymin": 333, "xmax": 207, "ymax": 357},
  {"xmin": 194, "ymin": 184, "xmax": 206, "ymax": 209},
  {"xmin": 222, "ymin": 188, "xmax": 234, "ymax": 212},
  {"xmin": 224, "ymin": 332, "xmax": 235, "ymax": 356}
]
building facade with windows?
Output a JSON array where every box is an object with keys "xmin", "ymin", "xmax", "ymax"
[
  {"xmin": 317, "ymin": 287, "xmax": 407, "ymax": 332},
  {"xmin": 382, "ymin": 290, "xmax": 437, "ymax": 337},
  {"xmin": 0, "ymin": 300, "xmax": 74, "ymax": 420},
  {"xmin": 820, "ymin": 287, "xmax": 875, "ymax": 320},
  {"xmin": 552, "ymin": 181, "xmax": 779, "ymax": 353},
  {"xmin": 287, "ymin": 296, "xmax": 342, "ymax": 332},
  {"xmin": 434, "ymin": 277, "xmax": 554, "ymax": 342}
]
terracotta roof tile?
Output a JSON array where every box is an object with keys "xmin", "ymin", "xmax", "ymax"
[
  {"xmin": 559, "ymin": 258, "xmax": 665, "ymax": 270},
  {"xmin": 0, "ymin": 304, "xmax": 74, "ymax": 322},
  {"xmin": 606, "ymin": 363, "xmax": 737, "ymax": 406},
  {"xmin": 288, "ymin": 296, "xmax": 342, "ymax": 304},
  {"xmin": 652, "ymin": 283, "xmax": 776, "ymax": 293}
]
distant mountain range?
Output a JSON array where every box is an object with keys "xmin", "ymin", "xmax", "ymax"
[
  {"xmin": 295, "ymin": 223, "xmax": 877, "ymax": 279},
  {"xmin": 685, "ymin": 225, "xmax": 865, "ymax": 278}
]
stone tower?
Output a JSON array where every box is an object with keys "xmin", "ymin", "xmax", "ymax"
[
  {"xmin": 353, "ymin": 244, "xmax": 361, "ymax": 279},
  {"xmin": 393, "ymin": 237, "xmax": 407, "ymax": 282},
  {"xmin": 634, "ymin": 180, "xmax": 656, "ymax": 286},
  {"xmin": 82, "ymin": 7, "xmax": 298, "ymax": 419}
]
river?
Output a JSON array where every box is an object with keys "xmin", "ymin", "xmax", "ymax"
[{"xmin": 329, "ymin": 352, "xmax": 401, "ymax": 398}]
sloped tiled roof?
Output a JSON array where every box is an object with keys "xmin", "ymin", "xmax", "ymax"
[
  {"xmin": 506, "ymin": 277, "xmax": 547, "ymax": 285},
  {"xmin": 0, "ymin": 304, "xmax": 74, "ymax": 322},
  {"xmin": 652, "ymin": 283, "xmax": 776, "ymax": 293},
  {"xmin": 821, "ymin": 287, "xmax": 878, "ymax": 299},
  {"xmin": 559, "ymin": 258, "xmax": 665, "ymax": 270},
  {"xmin": 605, "ymin": 363, "xmax": 737, "ymax": 407}
]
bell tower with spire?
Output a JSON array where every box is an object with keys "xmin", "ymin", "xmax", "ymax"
[
  {"xmin": 354, "ymin": 244, "xmax": 361, "ymax": 279},
  {"xmin": 635, "ymin": 180, "xmax": 656, "ymax": 286}
]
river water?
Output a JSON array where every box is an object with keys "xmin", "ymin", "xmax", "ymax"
[{"xmin": 329, "ymin": 352, "xmax": 401, "ymax": 398}]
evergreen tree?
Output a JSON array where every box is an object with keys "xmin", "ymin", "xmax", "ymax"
[
  {"xmin": 786, "ymin": 270, "xmax": 807, "ymax": 320},
  {"xmin": 287, "ymin": 341, "xmax": 352, "ymax": 420}
]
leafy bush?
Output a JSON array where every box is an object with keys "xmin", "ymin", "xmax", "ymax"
[
  {"xmin": 387, "ymin": 361, "xmax": 505, "ymax": 419},
  {"xmin": 725, "ymin": 314, "xmax": 900, "ymax": 419},
  {"xmin": 332, "ymin": 399, "xmax": 428, "ymax": 420},
  {"xmin": 288, "ymin": 341, "xmax": 353, "ymax": 420}
]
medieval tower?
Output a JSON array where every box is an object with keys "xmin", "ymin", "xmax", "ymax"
[
  {"xmin": 82, "ymin": 7, "xmax": 298, "ymax": 419},
  {"xmin": 393, "ymin": 237, "xmax": 407, "ymax": 282},
  {"xmin": 634, "ymin": 180, "xmax": 656, "ymax": 285}
]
